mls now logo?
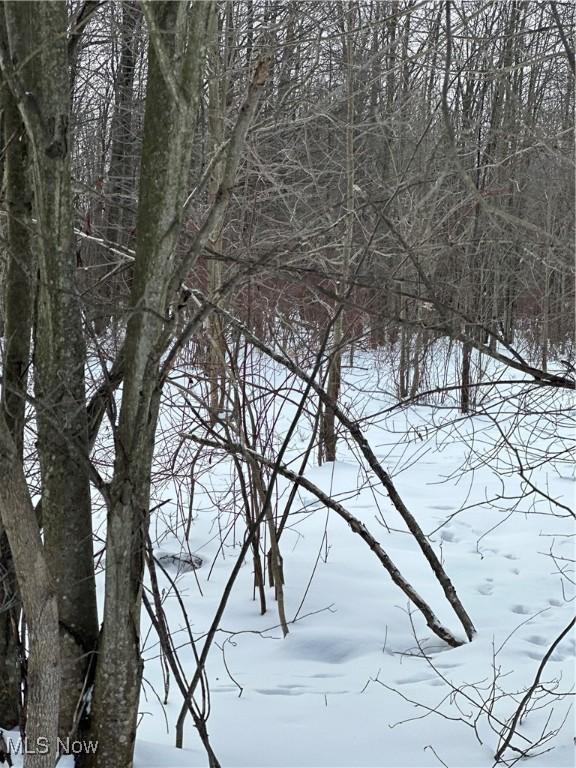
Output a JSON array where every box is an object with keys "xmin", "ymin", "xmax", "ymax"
[{"xmin": 1, "ymin": 736, "xmax": 98, "ymax": 756}]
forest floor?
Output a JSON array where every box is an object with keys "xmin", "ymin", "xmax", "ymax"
[{"xmin": 6, "ymin": 347, "xmax": 575, "ymax": 767}]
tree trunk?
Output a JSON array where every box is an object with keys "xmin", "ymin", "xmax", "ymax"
[
  {"xmin": 0, "ymin": 77, "xmax": 34, "ymax": 730},
  {"xmin": 322, "ymin": 3, "xmax": 355, "ymax": 462},
  {"xmin": 206, "ymin": 3, "xmax": 228, "ymax": 424},
  {"xmin": 94, "ymin": 0, "xmax": 143, "ymax": 333},
  {"xmin": 0, "ymin": 0, "xmax": 99, "ymax": 738},
  {"xmin": 86, "ymin": 4, "xmax": 212, "ymax": 765},
  {"xmin": 0, "ymin": 413, "xmax": 60, "ymax": 768},
  {"xmin": 461, "ymin": 332, "xmax": 471, "ymax": 414}
]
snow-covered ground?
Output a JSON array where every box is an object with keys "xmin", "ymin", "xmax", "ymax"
[
  {"xmin": 5, "ymin": 346, "xmax": 575, "ymax": 767},
  {"xmin": 136, "ymin": 349, "xmax": 574, "ymax": 767}
]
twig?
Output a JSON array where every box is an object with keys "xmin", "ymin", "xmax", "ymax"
[{"xmin": 495, "ymin": 615, "xmax": 576, "ymax": 762}]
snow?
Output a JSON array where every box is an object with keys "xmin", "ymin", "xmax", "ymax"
[
  {"xmin": 134, "ymin": 349, "xmax": 574, "ymax": 767},
  {"xmin": 4, "ymin": 347, "xmax": 575, "ymax": 767}
]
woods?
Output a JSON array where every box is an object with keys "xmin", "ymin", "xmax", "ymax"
[{"xmin": 0, "ymin": 2, "xmax": 573, "ymax": 767}]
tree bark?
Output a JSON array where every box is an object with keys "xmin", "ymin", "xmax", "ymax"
[
  {"xmin": 0, "ymin": 74, "xmax": 34, "ymax": 730},
  {"xmin": 0, "ymin": 413, "xmax": 59, "ymax": 768}
]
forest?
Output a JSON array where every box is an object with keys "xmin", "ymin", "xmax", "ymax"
[{"xmin": 0, "ymin": 1, "xmax": 573, "ymax": 767}]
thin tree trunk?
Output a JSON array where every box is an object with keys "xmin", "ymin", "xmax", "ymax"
[
  {"xmin": 95, "ymin": 0, "xmax": 143, "ymax": 333},
  {"xmin": 86, "ymin": 4, "xmax": 212, "ymax": 765},
  {"xmin": 322, "ymin": 3, "xmax": 355, "ymax": 461},
  {"xmin": 0, "ymin": 77, "xmax": 34, "ymax": 730},
  {"xmin": 0, "ymin": 413, "xmax": 60, "ymax": 768},
  {"xmin": 206, "ymin": 3, "xmax": 227, "ymax": 424},
  {"xmin": 461, "ymin": 334, "xmax": 471, "ymax": 414}
]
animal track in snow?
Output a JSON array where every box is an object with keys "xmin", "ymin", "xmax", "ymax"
[
  {"xmin": 287, "ymin": 636, "xmax": 366, "ymax": 664},
  {"xmin": 524, "ymin": 649, "xmax": 565, "ymax": 663},
  {"xmin": 526, "ymin": 635, "xmax": 548, "ymax": 647},
  {"xmin": 306, "ymin": 672, "xmax": 343, "ymax": 679},
  {"xmin": 548, "ymin": 598, "xmax": 563, "ymax": 607},
  {"xmin": 510, "ymin": 604, "xmax": 532, "ymax": 615},
  {"xmin": 439, "ymin": 528, "xmax": 459, "ymax": 543},
  {"xmin": 395, "ymin": 672, "xmax": 437, "ymax": 685},
  {"xmin": 255, "ymin": 687, "xmax": 313, "ymax": 696},
  {"xmin": 476, "ymin": 582, "xmax": 494, "ymax": 596}
]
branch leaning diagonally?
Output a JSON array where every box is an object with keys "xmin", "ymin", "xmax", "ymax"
[
  {"xmin": 208, "ymin": 301, "xmax": 477, "ymax": 642},
  {"xmin": 182, "ymin": 431, "xmax": 466, "ymax": 649}
]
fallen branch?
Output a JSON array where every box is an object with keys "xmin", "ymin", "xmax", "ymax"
[
  {"xmin": 182, "ymin": 431, "xmax": 466, "ymax": 649},
  {"xmin": 207, "ymin": 302, "xmax": 477, "ymax": 641}
]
